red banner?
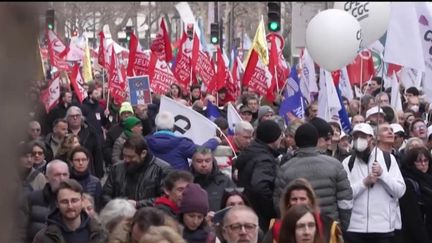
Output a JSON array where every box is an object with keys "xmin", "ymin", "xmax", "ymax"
[
  {"xmin": 173, "ymin": 32, "xmax": 193, "ymax": 91},
  {"xmin": 40, "ymin": 73, "xmax": 61, "ymax": 113},
  {"xmin": 108, "ymin": 46, "xmax": 127, "ymax": 105},
  {"xmin": 69, "ymin": 64, "xmax": 88, "ymax": 103},
  {"xmin": 243, "ymin": 49, "xmax": 272, "ymax": 97},
  {"xmin": 47, "ymin": 29, "xmax": 70, "ymax": 72},
  {"xmin": 150, "ymin": 18, "xmax": 173, "ymax": 63},
  {"xmin": 346, "ymin": 50, "xmax": 375, "ymax": 85},
  {"xmin": 149, "ymin": 53, "xmax": 177, "ymax": 95}
]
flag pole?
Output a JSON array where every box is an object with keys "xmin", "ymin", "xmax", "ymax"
[
  {"xmin": 359, "ymin": 52, "xmax": 364, "ymax": 116},
  {"xmin": 215, "ymin": 125, "xmax": 238, "ymax": 159}
]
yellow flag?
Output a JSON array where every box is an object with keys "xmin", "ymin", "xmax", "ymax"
[
  {"xmin": 243, "ymin": 16, "xmax": 269, "ymax": 66},
  {"xmin": 36, "ymin": 40, "xmax": 46, "ymax": 81},
  {"xmin": 82, "ymin": 37, "xmax": 93, "ymax": 83}
]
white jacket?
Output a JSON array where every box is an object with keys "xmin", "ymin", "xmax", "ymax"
[{"xmin": 342, "ymin": 147, "xmax": 406, "ymax": 233}]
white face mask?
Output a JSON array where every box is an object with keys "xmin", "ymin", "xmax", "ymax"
[
  {"xmin": 354, "ymin": 138, "xmax": 369, "ymax": 152},
  {"xmin": 411, "ymin": 105, "xmax": 419, "ymax": 113}
]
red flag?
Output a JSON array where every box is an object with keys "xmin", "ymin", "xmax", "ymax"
[
  {"xmin": 108, "ymin": 46, "xmax": 126, "ymax": 105},
  {"xmin": 150, "ymin": 18, "xmax": 173, "ymax": 63},
  {"xmin": 47, "ymin": 29, "xmax": 70, "ymax": 72},
  {"xmin": 148, "ymin": 52, "xmax": 178, "ymax": 95},
  {"xmin": 346, "ymin": 50, "xmax": 375, "ymax": 85},
  {"xmin": 231, "ymin": 56, "xmax": 244, "ymax": 94},
  {"xmin": 40, "ymin": 73, "xmax": 61, "ymax": 113},
  {"xmin": 191, "ymin": 32, "xmax": 217, "ymax": 88},
  {"xmin": 207, "ymin": 46, "xmax": 226, "ymax": 92},
  {"xmin": 387, "ymin": 63, "xmax": 402, "ymax": 77},
  {"xmin": 97, "ymin": 31, "xmax": 107, "ymax": 68},
  {"xmin": 266, "ymin": 34, "xmax": 278, "ymax": 102},
  {"xmin": 242, "ymin": 49, "xmax": 272, "ymax": 97},
  {"xmin": 69, "ymin": 64, "xmax": 88, "ymax": 103},
  {"xmin": 173, "ymin": 32, "xmax": 193, "ymax": 91},
  {"xmin": 127, "ymin": 32, "xmax": 150, "ymax": 77}
]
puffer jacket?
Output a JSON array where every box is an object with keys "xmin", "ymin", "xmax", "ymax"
[
  {"xmin": 146, "ymin": 130, "xmax": 219, "ymax": 170},
  {"xmin": 18, "ymin": 183, "xmax": 57, "ymax": 243},
  {"xmin": 70, "ymin": 168, "xmax": 103, "ymax": 211},
  {"xmin": 192, "ymin": 159, "xmax": 236, "ymax": 212},
  {"xmin": 274, "ymin": 147, "xmax": 353, "ymax": 231},
  {"xmin": 235, "ymin": 140, "xmax": 279, "ymax": 231},
  {"xmin": 32, "ymin": 209, "xmax": 107, "ymax": 243},
  {"xmin": 102, "ymin": 154, "xmax": 173, "ymax": 208}
]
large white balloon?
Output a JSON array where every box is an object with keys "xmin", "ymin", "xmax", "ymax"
[
  {"xmin": 334, "ymin": 2, "xmax": 390, "ymax": 47},
  {"xmin": 305, "ymin": 9, "xmax": 361, "ymax": 72}
]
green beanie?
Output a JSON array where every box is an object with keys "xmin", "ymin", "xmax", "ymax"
[{"xmin": 122, "ymin": 116, "xmax": 141, "ymax": 137}]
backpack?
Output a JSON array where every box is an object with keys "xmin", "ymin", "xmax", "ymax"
[{"xmin": 348, "ymin": 151, "xmax": 391, "ymax": 172}]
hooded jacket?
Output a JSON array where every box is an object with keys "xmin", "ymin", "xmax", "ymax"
[
  {"xmin": 146, "ymin": 130, "xmax": 219, "ymax": 170},
  {"xmin": 32, "ymin": 209, "xmax": 107, "ymax": 243},
  {"xmin": 192, "ymin": 158, "xmax": 235, "ymax": 212}
]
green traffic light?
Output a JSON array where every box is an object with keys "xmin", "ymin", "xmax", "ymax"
[
  {"xmin": 269, "ymin": 22, "xmax": 279, "ymax": 31},
  {"xmin": 211, "ymin": 36, "xmax": 218, "ymax": 44},
  {"xmin": 126, "ymin": 36, "xmax": 130, "ymax": 41},
  {"xmin": 48, "ymin": 24, "xmax": 53, "ymax": 30}
]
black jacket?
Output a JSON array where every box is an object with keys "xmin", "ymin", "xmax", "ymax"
[
  {"xmin": 192, "ymin": 159, "xmax": 235, "ymax": 212},
  {"xmin": 81, "ymin": 97, "xmax": 109, "ymax": 140},
  {"xmin": 235, "ymin": 140, "xmax": 279, "ymax": 231},
  {"xmin": 45, "ymin": 102, "xmax": 71, "ymax": 135},
  {"xmin": 102, "ymin": 154, "xmax": 173, "ymax": 208},
  {"xmin": 70, "ymin": 124, "xmax": 104, "ymax": 179},
  {"xmin": 18, "ymin": 183, "xmax": 57, "ymax": 243},
  {"xmin": 32, "ymin": 209, "xmax": 107, "ymax": 243}
]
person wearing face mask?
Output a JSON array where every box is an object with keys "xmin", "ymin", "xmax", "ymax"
[{"xmin": 342, "ymin": 123, "xmax": 406, "ymax": 243}]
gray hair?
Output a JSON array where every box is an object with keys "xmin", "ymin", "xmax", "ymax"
[
  {"xmin": 65, "ymin": 106, "xmax": 85, "ymax": 120},
  {"xmin": 155, "ymin": 111, "xmax": 175, "ymax": 130},
  {"xmin": 234, "ymin": 121, "xmax": 254, "ymax": 135},
  {"xmin": 99, "ymin": 198, "xmax": 137, "ymax": 232},
  {"xmin": 46, "ymin": 159, "xmax": 69, "ymax": 176},
  {"xmin": 405, "ymin": 137, "xmax": 426, "ymax": 151}
]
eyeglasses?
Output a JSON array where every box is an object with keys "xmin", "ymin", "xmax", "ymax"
[
  {"xmin": 225, "ymin": 223, "xmax": 257, "ymax": 233},
  {"xmin": 414, "ymin": 125, "xmax": 426, "ymax": 130},
  {"xmin": 415, "ymin": 159, "xmax": 429, "ymax": 164},
  {"xmin": 68, "ymin": 114, "xmax": 81, "ymax": 119},
  {"xmin": 31, "ymin": 128, "xmax": 41, "ymax": 132},
  {"xmin": 225, "ymin": 187, "xmax": 245, "ymax": 193},
  {"xmin": 32, "ymin": 151, "xmax": 44, "ymax": 156}
]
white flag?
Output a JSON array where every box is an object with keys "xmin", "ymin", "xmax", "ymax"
[
  {"xmin": 416, "ymin": 2, "xmax": 432, "ymax": 103},
  {"xmin": 399, "ymin": 67, "xmax": 422, "ymax": 89},
  {"xmin": 390, "ymin": 72, "xmax": 403, "ymax": 112},
  {"xmin": 159, "ymin": 96, "xmax": 217, "ymax": 144},
  {"xmin": 384, "ymin": 2, "xmax": 425, "ymax": 71},
  {"xmin": 299, "ymin": 48, "xmax": 318, "ymax": 103},
  {"xmin": 227, "ymin": 103, "xmax": 243, "ymax": 132},
  {"xmin": 66, "ymin": 36, "xmax": 86, "ymax": 61},
  {"xmin": 339, "ymin": 67, "xmax": 354, "ymax": 100},
  {"xmin": 318, "ymin": 69, "xmax": 341, "ymax": 122}
]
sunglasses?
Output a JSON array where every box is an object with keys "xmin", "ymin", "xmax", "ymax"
[{"xmin": 225, "ymin": 187, "xmax": 245, "ymax": 193}]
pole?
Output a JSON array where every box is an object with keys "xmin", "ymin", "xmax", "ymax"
[{"xmin": 359, "ymin": 52, "xmax": 364, "ymax": 116}]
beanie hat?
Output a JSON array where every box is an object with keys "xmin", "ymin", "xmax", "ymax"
[
  {"xmin": 295, "ymin": 123, "xmax": 319, "ymax": 148},
  {"xmin": 258, "ymin": 105, "xmax": 274, "ymax": 121},
  {"xmin": 119, "ymin": 102, "xmax": 134, "ymax": 115},
  {"xmin": 122, "ymin": 116, "xmax": 141, "ymax": 137},
  {"xmin": 256, "ymin": 120, "xmax": 282, "ymax": 144},
  {"xmin": 179, "ymin": 183, "xmax": 209, "ymax": 215},
  {"xmin": 309, "ymin": 117, "xmax": 333, "ymax": 138}
]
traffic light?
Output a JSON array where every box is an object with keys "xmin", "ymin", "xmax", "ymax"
[
  {"xmin": 125, "ymin": 26, "xmax": 133, "ymax": 41},
  {"xmin": 46, "ymin": 9, "xmax": 55, "ymax": 30},
  {"xmin": 72, "ymin": 29, "xmax": 78, "ymax": 37},
  {"xmin": 210, "ymin": 23, "xmax": 219, "ymax": 44},
  {"xmin": 267, "ymin": 2, "xmax": 281, "ymax": 32}
]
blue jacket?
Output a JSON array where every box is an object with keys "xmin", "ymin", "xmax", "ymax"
[{"xmin": 146, "ymin": 130, "xmax": 219, "ymax": 170}]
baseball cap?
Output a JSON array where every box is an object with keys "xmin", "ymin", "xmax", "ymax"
[
  {"xmin": 366, "ymin": 106, "xmax": 385, "ymax": 120},
  {"xmin": 390, "ymin": 123, "xmax": 405, "ymax": 135},
  {"xmin": 352, "ymin": 123, "xmax": 375, "ymax": 138},
  {"xmin": 239, "ymin": 105, "xmax": 253, "ymax": 114}
]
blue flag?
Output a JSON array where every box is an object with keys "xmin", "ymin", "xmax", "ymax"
[
  {"xmin": 279, "ymin": 66, "xmax": 306, "ymax": 124},
  {"xmin": 334, "ymin": 85, "xmax": 352, "ymax": 134},
  {"xmin": 206, "ymin": 101, "xmax": 221, "ymax": 122}
]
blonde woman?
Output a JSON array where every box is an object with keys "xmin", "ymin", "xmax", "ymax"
[
  {"xmin": 54, "ymin": 133, "xmax": 80, "ymax": 163},
  {"xmin": 140, "ymin": 226, "xmax": 186, "ymax": 243}
]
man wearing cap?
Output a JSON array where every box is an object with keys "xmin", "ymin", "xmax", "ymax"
[
  {"xmin": 365, "ymin": 106, "xmax": 386, "ymax": 127},
  {"xmin": 236, "ymin": 120, "xmax": 284, "ymax": 231},
  {"xmin": 256, "ymin": 106, "xmax": 275, "ymax": 124},
  {"xmin": 239, "ymin": 105, "xmax": 253, "ymax": 123},
  {"xmin": 274, "ymin": 123, "xmax": 353, "ymax": 232},
  {"xmin": 103, "ymin": 102, "xmax": 152, "ymax": 166},
  {"xmin": 341, "ymin": 123, "xmax": 405, "ymax": 242}
]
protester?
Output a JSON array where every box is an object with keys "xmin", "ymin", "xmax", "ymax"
[
  {"xmin": 54, "ymin": 133, "xmax": 80, "ymax": 163},
  {"xmin": 44, "ymin": 118, "xmax": 68, "ymax": 158},
  {"xmin": 99, "ymin": 198, "xmax": 136, "ymax": 235},
  {"xmin": 140, "ymin": 225, "xmax": 186, "ymax": 243},
  {"xmin": 221, "ymin": 206, "xmax": 260, "ymax": 243},
  {"xmin": 68, "ymin": 146, "xmax": 102, "ymax": 211},
  {"xmin": 17, "ymin": 142, "xmax": 46, "ymax": 194},
  {"xmin": 30, "ymin": 140, "xmax": 49, "ymax": 174},
  {"xmin": 111, "ymin": 116, "xmax": 143, "ymax": 165}
]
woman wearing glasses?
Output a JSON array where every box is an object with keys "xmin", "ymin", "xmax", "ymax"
[{"xmin": 399, "ymin": 147, "xmax": 432, "ymax": 242}]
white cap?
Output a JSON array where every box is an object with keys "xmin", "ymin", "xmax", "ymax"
[
  {"xmin": 390, "ymin": 123, "xmax": 405, "ymax": 135},
  {"xmin": 366, "ymin": 106, "xmax": 385, "ymax": 119},
  {"xmin": 428, "ymin": 125, "xmax": 432, "ymax": 140},
  {"xmin": 352, "ymin": 123, "xmax": 375, "ymax": 138}
]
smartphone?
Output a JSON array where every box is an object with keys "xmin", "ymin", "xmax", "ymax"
[{"xmin": 212, "ymin": 206, "xmax": 233, "ymax": 224}]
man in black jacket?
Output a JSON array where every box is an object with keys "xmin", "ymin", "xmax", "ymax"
[
  {"xmin": 235, "ymin": 120, "xmax": 283, "ymax": 231},
  {"xmin": 17, "ymin": 160, "xmax": 70, "ymax": 243},
  {"xmin": 191, "ymin": 147, "xmax": 235, "ymax": 212},
  {"xmin": 66, "ymin": 106, "xmax": 104, "ymax": 179},
  {"xmin": 81, "ymin": 86, "xmax": 109, "ymax": 142},
  {"xmin": 102, "ymin": 135, "xmax": 173, "ymax": 209}
]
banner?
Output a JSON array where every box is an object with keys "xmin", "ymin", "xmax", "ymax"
[
  {"xmin": 127, "ymin": 32, "xmax": 151, "ymax": 77},
  {"xmin": 108, "ymin": 46, "xmax": 127, "ymax": 105},
  {"xmin": 173, "ymin": 32, "xmax": 194, "ymax": 91},
  {"xmin": 148, "ymin": 52, "xmax": 177, "ymax": 95},
  {"xmin": 242, "ymin": 49, "xmax": 273, "ymax": 97},
  {"xmin": 127, "ymin": 75, "xmax": 152, "ymax": 105},
  {"xmin": 159, "ymin": 96, "xmax": 217, "ymax": 144},
  {"xmin": 191, "ymin": 32, "xmax": 217, "ymax": 88},
  {"xmin": 47, "ymin": 29, "xmax": 70, "ymax": 71}
]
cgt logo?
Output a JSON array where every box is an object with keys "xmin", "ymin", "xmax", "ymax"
[
  {"xmin": 344, "ymin": 2, "xmax": 370, "ymax": 21},
  {"xmin": 420, "ymin": 15, "xmax": 432, "ymax": 55}
]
